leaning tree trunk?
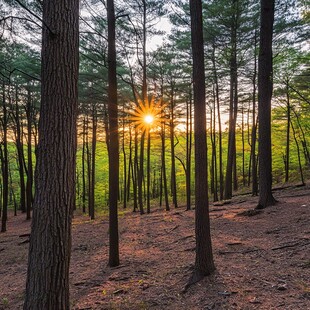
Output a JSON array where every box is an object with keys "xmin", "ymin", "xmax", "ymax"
[{"xmin": 24, "ymin": 0, "xmax": 79, "ymax": 308}]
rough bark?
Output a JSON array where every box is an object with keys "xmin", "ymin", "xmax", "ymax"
[
  {"xmin": 189, "ymin": 0, "xmax": 215, "ymax": 284},
  {"xmin": 1, "ymin": 84, "xmax": 8, "ymax": 233},
  {"xmin": 24, "ymin": 0, "xmax": 79, "ymax": 308},
  {"xmin": 107, "ymin": 0, "xmax": 120, "ymax": 267},
  {"xmin": 257, "ymin": 0, "xmax": 277, "ymax": 209}
]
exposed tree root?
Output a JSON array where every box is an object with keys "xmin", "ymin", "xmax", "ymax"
[
  {"xmin": 182, "ymin": 271, "xmax": 206, "ymax": 293},
  {"xmin": 182, "ymin": 268, "xmax": 215, "ymax": 293}
]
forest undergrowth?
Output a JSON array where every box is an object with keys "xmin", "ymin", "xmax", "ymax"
[{"xmin": 0, "ymin": 183, "xmax": 309, "ymax": 310}]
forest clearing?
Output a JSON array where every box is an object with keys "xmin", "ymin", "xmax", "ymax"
[{"xmin": 1, "ymin": 184, "xmax": 309, "ymax": 310}]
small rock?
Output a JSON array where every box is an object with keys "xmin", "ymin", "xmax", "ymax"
[
  {"xmin": 218, "ymin": 290, "xmax": 238, "ymax": 296},
  {"xmin": 277, "ymin": 284, "xmax": 287, "ymax": 291},
  {"xmin": 249, "ymin": 297, "xmax": 261, "ymax": 304}
]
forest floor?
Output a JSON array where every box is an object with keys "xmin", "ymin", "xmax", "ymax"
[{"xmin": 0, "ymin": 183, "xmax": 309, "ymax": 310}]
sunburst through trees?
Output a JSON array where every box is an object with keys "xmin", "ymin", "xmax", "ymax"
[
  {"xmin": 127, "ymin": 95, "xmax": 165, "ymax": 132},
  {"xmin": 126, "ymin": 94, "xmax": 166, "ymax": 214}
]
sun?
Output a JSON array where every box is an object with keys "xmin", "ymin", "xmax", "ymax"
[
  {"xmin": 127, "ymin": 95, "xmax": 165, "ymax": 132},
  {"xmin": 144, "ymin": 114, "xmax": 154, "ymax": 124}
]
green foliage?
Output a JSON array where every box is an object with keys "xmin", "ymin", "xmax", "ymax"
[{"xmin": 1, "ymin": 0, "xmax": 309, "ymax": 217}]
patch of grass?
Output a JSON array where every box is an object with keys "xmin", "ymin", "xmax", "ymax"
[
  {"xmin": 1, "ymin": 297, "xmax": 9, "ymax": 308},
  {"xmin": 301, "ymin": 260, "xmax": 310, "ymax": 268}
]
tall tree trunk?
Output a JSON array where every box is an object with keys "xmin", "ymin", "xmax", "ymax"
[
  {"xmin": 1, "ymin": 84, "xmax": 8, "ymax": 233},
  {"xmin": 26, "ymin": 89, "xmax": 33, "ymax": 220},
  {"xmin": 250, "ymin": 29, "xmax": 258, "ymax": 195},
  {"xmin": 241, "ymin": 106, "xmax": 246, "ymax": 186},
  {"xmin": 138, "ymin": 131, "xmax": 145, "ymax": 214},
  {"xmin": 89, "ymin": 105, "xmax": 97, "ymax": 220},
  {"xmin": 127, "ymin": 126, "xmax": 133, "ymax": 204},
  {"xmin": 292, "ymin": 108, "xmax": 310, "ymax": 167},
  {"xmin": 291, "ymin": 122, "xmax": 305, "ymax": 185},
  {"xmin": 160, "ymin": 84, "xmax": 169, "ymax": 211},
  {"xmin": 211, "ymin": 42, "xmax": 223, "ymax": 200},
  {"xmin": 224, "ymin": 0, "xmax": 239, "ymax": 199},
  {"xmin": 146, "ymin": 129, "xmax": 151, "ymax": 213},
  {"xmin": 169, "ymin": 83, "xmax": 178, "ymax": 208},
  {"xmin": 161, "ymin": 120, "xmax": 170, "ymax": 211},
  {"xmin": 13, "ymin": 88, "xmax": 26, "ymax": 213},
  {"xmin": 82, "ymin": 116, "xmax": 86, "ymax": 213},
  {"xmin": 133, "ymin": 129, "xmax": 139, "ymax": 212},
  {"xmin": 186, "ymin": 93, "xmax": 193, "ymax": 210},
  {"xmin": 188, "ymin": 0, "xmax": 215, "ymax": 285},
  {"xmin": 122, "ymin": 115, "xmax": 127, "ymax": 209},
  {"xmin": 86, "ymin": 115, "xmax": 92, "ymax": 217},
  {"xmin": 211, "ymin": 89, "xmax": 218, "ymax": 202},
  {"xmin": 107, "ymin": 0, "xmax": 120, "ymax": 267},
  {"xmin": 24, "ymin": 0, "xmax": 79, "ymax": 307},
  {"xmin": 285, "ymin": 80, "xmax": 290, "ymax": 182},
  {"xmin": 257, "ymin": 0, "xmax": 277, "ymax": 209}
]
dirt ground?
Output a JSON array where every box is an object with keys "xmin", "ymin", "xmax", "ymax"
[{"xmin": 0, "ymin": 184, "xmax": 309, "ymax": 310}]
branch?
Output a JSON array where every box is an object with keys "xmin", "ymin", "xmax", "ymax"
[
  {"xmin": 288, "ymin": 84, "xmax": 310, "ymax": 105},
  {"xmin": 79, "ymin": 16, "xmax": 107, "ymax": 41},
  {"xmin": 10, "ymin": 68, "xmax": 41, "ymax": 82},
  {"xmin": 0, "ymin": 15, "xmax": 42, "ymax": 30},
  {"xmin": 14, "ymin": 0, "xmax": 55, "ymax": 35},
  {"xmin": 175, "ymin": 155, "xmax": 186, "ymax": 173}
]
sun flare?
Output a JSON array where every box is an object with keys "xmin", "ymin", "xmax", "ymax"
[
  {"xmin": 127, "ymin": 95, "xmax": 166, "ymax": 132},
  {"xmin": 144, "ymin": 114, "xmax": 154, "ymax": 124}
]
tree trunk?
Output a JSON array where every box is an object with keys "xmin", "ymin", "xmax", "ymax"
[
  {"xmin": 224, "ymin": 2, "xmax": 239, "ymax": 199},
  {"xmin": 146, "ymin": 129, "xmax": 151, "ymax": 213},
  {"xmin": 122, "ymin": 114, "xmax": 127, "ymax": 209},
  {"xmin": 89, "ymin": 104, "xmax": 97, "ymax": 220},
  {"xmin": 86, "ymin": 115, "xmax": 92, "ymax": 217},
  {"xmin": 24, "ymin": 0, "xmax": 79, "ymax": 307},
  {"xmin": 169, "ymin": 83, "xmax": 178, "ymax": 208},
  {"xmin": 1, "ymin": 83, "xmax": 8, "ymax": 233},
  {"xmin": 25, "ymin": 89, "xmax": 33, "ymax": 220},
  {"xmin": 211, "ymin": 42, "xmax": 223, "ymax": 201},
  {"xmin": 107, "ymin": 0, "xmax": 120, "ymax": 267},
  {"xmin": 138, "ymin": 131, "xmax": 145, "ymax": 214},
  {"xmin": 186, "ymin": 93, "xmax": 193, "ymax": 210},
  {"xmin": 13, "ymin": 88, "xmax": 26, "ymax": 213},
  {"xmin": 250, "ymin": 29, "xmax": 258, "ymax": 196},
  {"xmin": 285, "ymin": 80, "xmax": 290, "ymax": 182},
  {"xmin": 291, "ymin": 122, "xmax": 304, "ymax": 185},
  {"xmin": 257, "ymin": 0, "xmax": 277, "ymax": 209},
  {"xmin": 189, "ymin": 0, "xmax": 215, "ymax": 284},
  {"xmin": 82, "ymin": 116, "xmax": 86, "ymax": 213}
]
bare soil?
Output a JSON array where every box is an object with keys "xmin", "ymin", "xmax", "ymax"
[{"xmin": 0, "ymin": 184, "xmax": 309, "ymax": 310}]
